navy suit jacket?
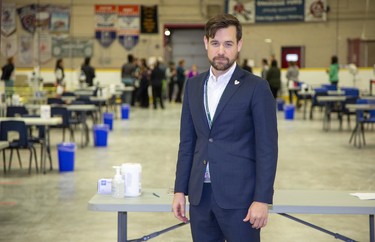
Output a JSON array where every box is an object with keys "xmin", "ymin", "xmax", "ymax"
[{"xmin": 174, "ymin": 65, "xmax": 278, "ymax": 209}]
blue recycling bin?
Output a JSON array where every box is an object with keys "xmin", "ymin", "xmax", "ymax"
[
  {"xmin": 284, "ymin": 104, "xmax": 295, "ymax": 120},
  {"xmin": 103, "ymin": 112, "xmax": 114, "ymax": 130},
  {"xmin": 121, "ymin": 104, "xmax": 130, "ymax": 120},
  {"xmin": 276, "ymin": 98, "xmax": 285, "ymax": 111},
  {"xmin": 57, "ymin": 142, "xmax": 76, "ymax": 172},
  {"xmin": 93, "ymin": 124, "xmax": 109, "ymax": 147}
]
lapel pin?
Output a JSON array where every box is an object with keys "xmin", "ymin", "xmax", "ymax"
[{"xmin": 234, "ymin": 80, "xmax": 240, "ymax": 85}]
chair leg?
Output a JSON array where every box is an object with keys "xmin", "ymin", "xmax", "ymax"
[
  {"xmin": 16, "ymin": 149, "xmax": 22, "ymax": 169},
  {"xmin": 47, "ymin": 145, "xmax": 52, "ymax": 171},
  {"xmin": 361, "ymin": 123, "xmax": 366, "ymax": 146},
  {"xmin": 63, "ymin": 128, "xmax": 66, "ymax": 142},
  {"xmin": 2, "ymin": 150, "xmax": 6, "ymax": 174},
  {"xmin": 8, "ymin": 149, "xmax": 14, "ymax": 171}
]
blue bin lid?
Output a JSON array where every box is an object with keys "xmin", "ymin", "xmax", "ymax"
[
  {"xmin": 57, "ymin": 142, "xmax": 76, "ymax": 151},
  {"xmin": 94, "ymin": 124, "xmax": 110, "ymax": 131}
]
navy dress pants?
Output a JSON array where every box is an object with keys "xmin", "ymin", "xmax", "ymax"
[{"xmin": 189, "ymin": 183, "xmax": 260, "ymax": 242}]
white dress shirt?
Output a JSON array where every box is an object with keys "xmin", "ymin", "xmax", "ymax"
[
  {"xmin": 207, "ymin": 63, "xmax": 237, "ymax": 120},
  {"xmin": 204, "ymin": 63, "xmax": 236, "ymax": 183}
]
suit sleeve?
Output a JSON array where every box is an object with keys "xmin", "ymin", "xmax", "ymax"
[
  {"xmin": 174, "ymin": 79, "xmax": 197, "ymax": 194},
  {"xmin": 251, "ymin": 79, "xmax": 278, "ymax": 204}
]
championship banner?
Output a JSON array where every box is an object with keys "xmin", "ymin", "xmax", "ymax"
[
  {"xmin": 1, "ymin": 3, "xmax": 17, "ymax": 36},
  {"xmin": 1, "ymin": 35, "xmax": 17, "ymax": 57},
  {"xmin": 118, "ymin": 5, "xmax": 140, "ymax": 51},
  {"xmin": 305, "ymin": 0, "xmax": 327, "ymax": 22},
  {"xmin": 95, "ymin": 5, "xmax": 117, "ymax": 48},
  {"xmin": 19, "ymin": 35, "xmax": 34, "ymax": 64},
  {"xmin": 225, "ymin": 0, "xmax": 255, "ymax": 24},
  {"xmin": 49, "ymin": 5, "xmax": 70, "ymax": 33},
  {"xmin": 140, "ymin": 5, "xmax": 159, "ymax": 34},
  {"xmin": 255, "ymin": 0, "xmax": 304, "ymax": 23}
]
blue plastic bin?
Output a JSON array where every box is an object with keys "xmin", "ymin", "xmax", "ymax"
[
  {"xmin": 121, "ymin": 104, "xmax": 130, "ymax": 120},
  {"xmin": 94, "ymin": 124, "xmax": 109, "ymax": 147},
  {"xmin": 284, "ymin": 104, "xmax": 295, "ymax": 120},
  {"xmin": 57, "ymin": 142, "xmax": 76, "ymax": 172},
  {"xmin": 276, "ymin": 98, "xmax": 285, "ymax": 111},
  {"xmin": 103, "ymin": 112, "xmax": 114, "ymax": 130}
]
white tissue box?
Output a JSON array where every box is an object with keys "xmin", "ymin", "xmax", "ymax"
[{"xmin": 97, "ymin": 179, "xmax": 112, "ymax": 194}]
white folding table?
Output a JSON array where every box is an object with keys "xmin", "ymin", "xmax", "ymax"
[{"xmin": 88, "ymin": 189, "xmax": 375, "ymax": 242}]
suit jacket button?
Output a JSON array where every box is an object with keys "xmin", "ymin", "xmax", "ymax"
[
  {"xmin": 203, "ymin": 160, "xmax": 207, "ymax": 165},
  {"xmin": 208, "ymin": 138, "xmax": 213, "ymax": 142}
]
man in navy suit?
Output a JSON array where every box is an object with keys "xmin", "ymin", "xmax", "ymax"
[{"xmin": 172, "ymin": 14, "xmax": 278, "ymax": 242}]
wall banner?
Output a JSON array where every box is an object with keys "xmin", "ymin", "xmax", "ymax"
[
  {"xmin": 17, "ymin": 4, "xmax": 37, "ymax": 33},
  {"xmin": 19, "ymin": 34, "xmax": 34, "ymax": 64},
  {"xmin": 226, "ymin": 0, "xmax": 255, "ymax": 24},
  {"xmin": 49, "ymin": 5, "xmax": 70, "ymax": 33},
  {"xmin": 117, "ymin": 5, "xmax": 140, "ymax": 51},
  {"xmin": 305, "ymin": 0, "xmax": 327, "ymax": 22},
  {"xmin": 1, "ymin": 3, "xmax": 17, "ymax": 36},
  {"xmin": 52, "ymin": 37, "xmax": 93, "ymax": 58},
  {"xmin": 140, "ymin": 5, "xmax": 159, "ymax": 34},
  {"xmin": 34, "ymin": 32, "xmax": 52, "ymax": 63},
  {"xmin": 95, "ymin": 5, "xmax": 117, "ymax": 48},
  {"xmin": 255, "ymin": 0, "xmax": 304, "ymax": 23},
  {"xmin": 1, "ymin": 35, "xmax": 17, "ymax": 57}
]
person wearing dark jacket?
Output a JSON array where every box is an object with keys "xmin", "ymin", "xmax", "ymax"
[
  {"xmin": 266, "ymin": 60, "xmax": 281, "ymax": 98},
  {"xmin": 151, "ymin": 61, "xmax": 166, "ymax": 109},
  {"xmin": 1, "ymin": 57, "xmax": 15, "ymax": 98},
  {"xmin": 81, "ymin": 57, "xmax": 96, "ymax": 87}
]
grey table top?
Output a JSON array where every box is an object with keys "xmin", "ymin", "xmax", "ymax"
[
  {"xmin": 317, "ymin": 96, "xmax": 347, "ymax": 102},
  {"xmin": 346, "ymin": 104, "xmax": 375, "ymax": 111},
  {"xmin": 0, "ymin": 117, "xmax": 62, "ymax": 125},
  {"xmin": 88, "ymin": 189, "xmax": 375, "ymax": 215}
]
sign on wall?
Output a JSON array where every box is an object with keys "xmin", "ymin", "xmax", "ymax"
[
  {"xmin": 140, "ymin": 5, "xmax": 159, "ymax": 34},
  {"xmin": 52, "ymin": 37, "xmax": 93, "ymax": 58},
  {"xmin": 225, "ymin": 0, "xmax": 327, "ymax": 23}
]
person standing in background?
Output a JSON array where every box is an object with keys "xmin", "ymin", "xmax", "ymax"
[
  {"xmin": 138, "ymin": 58, "xmax": 150, "ymax": 108},
  {"xmin": 121, "ymin": 54, "xmax": 137, "ymax": 104},
  {"xmin": 1, "ymin": 57, "xmax": 15, "ymax": 99},
  {"xmin": 327, "ymin": 55, "xmax": 339, "ymax": 86},
  {"xmin": 55, "ymin": 59, "xmax": 65, "ymax": 95},
  {"xmin": 150, "ymin": 61, "xmax": 166, "ymax": 109},
  {"xmin": 286, "ymin": 61, "xmax": 300, "ymax": 106},
  {"xmin": 81, "ymin": 57, "xmax": 96, "ymax": 87},
  {"xmin": 175, "ymin": 59, "xmax": 186, "ymax": 103},
  {"xmin": 241, "ymin": 58, "xmax": 253, "ymax": 73},
  {"xmin": 261, "ymin": 58, "xmax": 269, "ymax": 79},
  {"xmin": 55, "ymin": 58, "xmax": 65, "ymax": 86},
  {"xmin": 166, "ymin": 61, "xmax": 177, "ymax": 102},
  {"xmin": 187, "ymin": 64, "xmax": 199, "ymax": 78},
  {"xmin": 266, "ymin": 59, "xmax": 281, "ymax": 98},
  {"xmin": 172, "ymin": 13, "xmax": 278, "ymax": 242}
]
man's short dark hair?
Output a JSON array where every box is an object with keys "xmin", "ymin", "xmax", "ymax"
[
  {"xmin": 128, "ymin": 54, "xmax": 134, "ymax": 63},
  {"xmin": 205, "ymin": 14, "xmax": 242, "ymax": 42}
]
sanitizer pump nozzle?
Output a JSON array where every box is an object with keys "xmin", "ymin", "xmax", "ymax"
[{"xmin": 112, "ymin": 166, "xmax": 125, "ymax": 198}]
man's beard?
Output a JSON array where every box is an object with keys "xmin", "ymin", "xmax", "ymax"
[{"xmin": 209, "ymin": 53, "xmax": 238, "ymax": 71}]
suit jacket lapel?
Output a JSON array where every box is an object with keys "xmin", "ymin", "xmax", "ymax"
[
  {"xmin": 211, "ymin": 66, "xmax": 244, "ymax": 126},
  {"xmin": 196, "ymin": 72, "xmax": 210, "ymax": 130}
]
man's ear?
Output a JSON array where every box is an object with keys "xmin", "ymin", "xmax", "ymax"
[
  {"xmin": 203, "ymin": 36, "xmax": 208, "ymax": 50},
  {"xmin": 237, "ymin": 38, "xmax": 243, "ymax": 52}
]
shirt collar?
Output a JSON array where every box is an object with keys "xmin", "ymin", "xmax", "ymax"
[{"xmin": 209, "ymin": 62, "xmax": 237, "ymax": 83}]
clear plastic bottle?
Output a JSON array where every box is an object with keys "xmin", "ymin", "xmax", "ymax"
[{"xmin": 112, "ymin": 166, "xmax": 125, "ymax": 198}]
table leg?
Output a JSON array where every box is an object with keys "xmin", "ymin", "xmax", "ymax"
[
  {"xmin": 370, "ymin": 215, "xmax": 374, "ymax": 242},
  {"xmin": 118, "ymin": 212, "xmax": 127, "ymax": 242},
  {"xmin": 303, "ymin": 95, "xmax": 307, "ymax": 120}
]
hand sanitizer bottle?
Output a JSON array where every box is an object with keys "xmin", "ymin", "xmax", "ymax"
[{"xmin": 112, "ymin": 166, "xmax": 125, "ymax": 198}]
